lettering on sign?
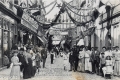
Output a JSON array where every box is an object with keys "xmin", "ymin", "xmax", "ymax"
[{"xmin": 22, "ymin": 12, "xmax": 38, "ymax": 29}]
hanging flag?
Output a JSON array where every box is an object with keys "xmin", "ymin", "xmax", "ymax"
[
  {"xmin": 13, "ymin": 2, "xmax": 24, "ymax": 23},
  {"xmin": 80, "ymin": 0, "xmax": 86, "ymax": 7},
  {"xmin": 83, "ymin": 27, "xmax": 96, "ymax": 36},
  {"xmin": 29, "ymin": 0, "xmax": 41, "ymax": 16}
]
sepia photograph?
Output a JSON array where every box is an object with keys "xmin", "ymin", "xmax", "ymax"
[{"xmin": 0, "ymin": 0, "xmax": 120, "ymax": 80}]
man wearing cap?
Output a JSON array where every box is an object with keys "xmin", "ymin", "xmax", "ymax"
[
  {"xmin": 89, "ymin": 47, "xmax": 95, "ymax": 74},
  {"xmin": 90, "ymin": 47, "xmax": 100, "ymax": 74},
  {"xmin": 41, "ymin": 47, "xmax": 47, "ymax": 68}
]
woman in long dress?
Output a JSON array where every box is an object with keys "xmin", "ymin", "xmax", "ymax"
[
  {"xmin": 23, "ymin": 47, "xmax": 33, "ymax": 79},
  {"xmin": 80, "ymin": 47, "xmax": 85, "ymax": 72},
  {"xmin": 10, "ymin": 50, "xmax": 21, "ymax": 80},
  {"xmin": 63, "ymin": 51, "xmax": 68, "ymax": 71},
  {"xmin": 114, "ymin": 46, "xmax": 120, "ymax": 76},
  {"xmin": 85, "ymin": 48, "xmax": 92, "ymax": 73}
]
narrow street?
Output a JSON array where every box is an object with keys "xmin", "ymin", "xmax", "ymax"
[{"xmin": 0, "ymin": 54, "xmax": 120, "ymax": 80}]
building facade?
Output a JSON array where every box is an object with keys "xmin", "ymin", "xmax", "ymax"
[{"xmin": 0, "ymin": 0, "xmax": 47, "ymax": 68}]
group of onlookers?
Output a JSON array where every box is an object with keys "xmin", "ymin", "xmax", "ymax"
[
  {"xmin": 68, "ymin": 45, "xmax": 120, "ymax": 79},
  {"xmin": 9, "ymin": 44, "xmax": 47, "ymax": 80},
  {"xmin": 3, "ymin": 43, "xmax": 120, "ymax": 79}
]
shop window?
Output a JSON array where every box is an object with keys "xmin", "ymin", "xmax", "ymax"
[
  {"xmin": 0, "ymin": 18, "xmax": 2, "ymax": 67},
  {"xmin": 0, "ymin": 18, "xmax": 2, "ymax": 28}
]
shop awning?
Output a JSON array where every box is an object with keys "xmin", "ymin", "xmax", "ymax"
[
  {"xmin": 77, "ymin": 39, "xmax": 84, "ymax": 46},
  {"xmin": 0, "ymin": 2, "xmax": 20, "ymax": 22},
  {"xmin": 52, "ymin": 41, "xmax": 60, "ymax": 45},
  {"xmin": 38, "ymin": 36, "xmax": 44, "ymax": 43},
  {"xmin": 37, "ymin": 36, "xmax": 47, "ymax": 44}
]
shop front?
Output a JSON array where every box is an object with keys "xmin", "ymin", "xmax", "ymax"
[{"xmin": 0, "ymin": 16, "xmax": 17, "ymax": 68}]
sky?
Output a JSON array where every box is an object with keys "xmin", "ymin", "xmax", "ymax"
[{"xmin": 42, "ymin": 0, "xmax": 72, "ymax": 19}]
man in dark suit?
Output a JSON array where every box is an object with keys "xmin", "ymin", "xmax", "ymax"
[
  {"xmin": 72, "ymin": 46, "xmax": 79, "ymax": 72},
  {"xmin": 69, "ymin": 50, "xmax": 74, "ymax": 71},
  {"xmin": 94, "ymin": 47, "xmax": 100, "ymax": 75},
  {"xmin": 90, "ymin": 47, "xmax": 95, "ymax": 74},
  {"xmin": 41, "ymin": 47, "xmax": 47, "ymax": 68}
]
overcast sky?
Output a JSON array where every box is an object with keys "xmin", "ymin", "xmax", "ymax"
[{"xmin": 43, "ymin": 0, "xmax": 72, "ymax": 19}]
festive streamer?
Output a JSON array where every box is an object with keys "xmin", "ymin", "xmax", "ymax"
[
  {"xmin": 9, "ymin": 0, "xmax": 56, "ymax": 10},
  {"xmin": 65, "ymin": 8, "xmax": 91, "ymax": 26},
  {"xmin": 36, "ymin": 4, "xmax": 65, "ymax": 29},
  {"xmin": 65, "ymin": 3, "xmax": 90, "ymax": 17},
  {"xmin": 44, "ymin": 2, "xmax": 57, "ymax": 15},
  {"xmin": 63, "ymin": 0, "xmax": 86, "ymax": 10}
]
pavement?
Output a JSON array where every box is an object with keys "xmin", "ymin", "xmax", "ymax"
[{"xmin": 0, "ymin": 54, "xmax": 120, "ymax": 80}]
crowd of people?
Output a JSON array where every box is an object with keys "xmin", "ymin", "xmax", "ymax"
[
  {"xmin": 68, "ymin": 45, "xmax": 120, "ymax": 79},
  {"xmin": 3, "ymin": 43, "xmax": 120, "ymax": 79},
  {"xmin": 9, "ymin": 44, "xmax": 47, "ymax": 80}
]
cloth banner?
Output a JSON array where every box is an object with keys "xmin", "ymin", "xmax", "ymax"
[
  {"xmin": 83, "ymin": 27, "xmax": 95, "ymax": 36},
  {"xmin": 77, "ymin": 39, "xmax": 84, "ymax": 46}
]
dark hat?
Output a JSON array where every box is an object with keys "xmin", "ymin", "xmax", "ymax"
[
  {"xmin": 20, "ymin": 48, "xmax": 24, "ymax": 51},
  {"xmin": 94, "ymin": 47, "xmax": 98, "ymax": 48},
  {"xmin": 91, "ymin": 47, "xmax": 94, "ymax": 48},
  {"xmin": 26, "ymin": 46, "xmax": 31, "ymax": 49},
  {"xmin": 101, "ymin": 52, "xmax": 105, "ymax": 54},
  {"xmin": 102, "ymin": 46, "xmax": 106, "ymax": 49},
  {"xmin": 112, "ymin": 46, "xmax": 116, "ymax": 48},
  {"xmin": 80, "ymin": 45, "xmax": 85, "ymax": 48},
  {"xmin": 115, "ymin": 46, "xmax": 119, "ymax": 48}
]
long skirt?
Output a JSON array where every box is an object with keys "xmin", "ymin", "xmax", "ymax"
[
  {"xmin": 23, "ymin": 58, "xmax": 33, "ymax": 79},
  {"xmin": 81, "ymin": 58, "xmax": 85, "ymax": 72},
  {"xmin": 85, "ymin": 57, "xmax": 92, "ymax": 72},
  {"xmin": 78, "ymin": 59, "xmax": 82, "ymax": 71},
  {"xmin": 102, "ymin": 66, "xmax": 113, "ymax": 77},
  {"xmin": 114, "ymin": 60, "xmax": 120, "ymax": 76},
  {"xmin": 10, "ymin": 65, "xmax": 20, "ymax": 80}
]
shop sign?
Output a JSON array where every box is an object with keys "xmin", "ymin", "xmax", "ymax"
[
  {"xmin": 21, "ymin": 19, "xmax": 37, "ymax": 33},
  {"xmin": 52, "ymin": 35, "xmax": 62, "ymax": 41},
  {"xmin": 22, "ymin": 12, "xmax": 38, "ymax": 29},
  {"xmin": 49, "ymin": 30, "xmax": 60, "ymax": 35},
  {"xmin": 60, "ymin": 32, "xmax": 68, "ymax": 35}
]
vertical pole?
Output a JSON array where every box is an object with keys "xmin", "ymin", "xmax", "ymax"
[
  {"xmin": 8, "ymin": 22, "xmax": 11, "ymax": 62},
  {"xmin": 1, "ymin": 18, "xmax": 3, "ymax": 67}
]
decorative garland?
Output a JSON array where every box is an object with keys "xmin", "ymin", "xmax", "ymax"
[
  {"xmin": 65, "ymin": 3, "xmax": 90, "ymax": 17},
  {"xmin": 35, "ymin": 4, "xmax": 65, "ymax": 29},
  {"xmin": 9, "ymin": 0, "xmax": 56, "ymax": 10},
  {"xmin": 64, "ymin": 1, "xmax": 81, "ymax": 10},
  {"xmin": 44, "ymin": 2, "xmax": 57, "ymax": 15},
  {"xmin": 65, "ymin": 7, "xmax": 92, "ymax": 27}
]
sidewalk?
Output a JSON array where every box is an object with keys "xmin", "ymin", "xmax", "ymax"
[
  {"xmin": 0, "ymin": 67, "xmax": 11, "ymax": 80},
  {"xmin": 0, "ymin": 54, "xmax": 120, "ymax": 80}
]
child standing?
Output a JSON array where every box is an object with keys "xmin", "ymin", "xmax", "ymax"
[
  {"xmin": 63, "ymin": 51, "xmax": 68, "ymax": 71},
  {"xmin": 105, "ymin": 56, "xmax": 113, "ymax": 79},
  {"xmin": 100, "ymin": 52, "xmax": 106, "ymax": 77},
  {"xmin": 35, "ymin": 50, "xmax": 41, "ymax": 73}
]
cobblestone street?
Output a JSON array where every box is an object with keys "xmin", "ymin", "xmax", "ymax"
[{"xmin": 0, "ymin": 54, "xmax": 120, "ymax": 80}]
